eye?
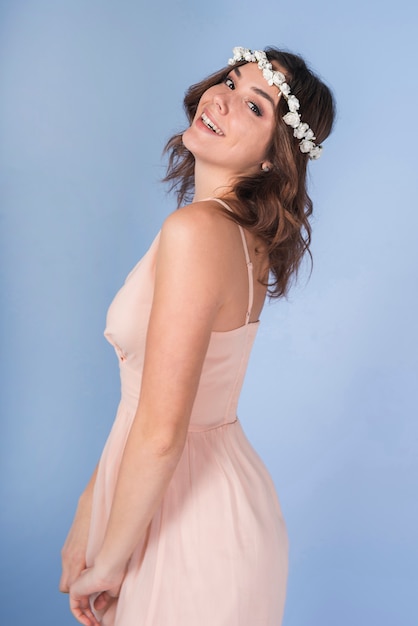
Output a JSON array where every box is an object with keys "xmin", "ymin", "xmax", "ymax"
[
  {"xmin": 224, "ymin": 76, "xmax": 235, "ymax": 90},
  {"xmin": 247, "ymin": 101, "xmax": 262, "ymax": 117},
  {"xmin": 223, "ymin": 75, "xmax": 262, "ymax": 117}
]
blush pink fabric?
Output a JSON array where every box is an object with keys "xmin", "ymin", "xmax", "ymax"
[{"xmin": 86, "ymin": 204, "xmax": 288, "ymax": 625}]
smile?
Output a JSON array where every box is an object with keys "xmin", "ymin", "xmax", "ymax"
[{"xmin": 201, "ymin": 112, "xmax": 224, "ymax": 136}]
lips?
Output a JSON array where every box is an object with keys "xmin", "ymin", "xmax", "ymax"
[{"xmin": 200, "ymin": 111, "xmax": 225, "ymax": 136}]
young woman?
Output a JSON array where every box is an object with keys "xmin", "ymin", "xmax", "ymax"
[{"xmin": 60, "ymin": 46, "xmax": 335, "ymax": 626}]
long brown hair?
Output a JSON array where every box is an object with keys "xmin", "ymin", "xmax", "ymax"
[{"xmin": 164, "ymin": 47, "xmax": 336, "ymax": 298}]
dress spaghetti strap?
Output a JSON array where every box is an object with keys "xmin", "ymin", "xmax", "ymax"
[{"xmin": 209, "ymin": 198, "xmax": 254, "ymax": 325}]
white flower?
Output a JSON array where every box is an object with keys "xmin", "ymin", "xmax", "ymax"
[
  {"xmin": 300, "ymin": 139, "xmax": 315, "ymax": 153},
  {"xmin": 262, "ymin": 68, "xmax": 274, "ymax": 85},
  {"xmin": 287, "ymin": 95, "xmax": 300, "ymax": 112},
  {"xmin": 272, "ymin": 71, "xmax": 286, "ymax": 87},
  {"xmin": 279, "ymin": 82, "xmax": 291, "ymax": 96},
  {"xmin": 283, "ymin": 111, "xmax": 301, "ymax": 128},
  {"xmin": 244, "ymin": 50, "xmax": 256, "ymax": 62},
  {"xmin": 293, "ymin": 123, "xmax": 309, "ymax": 139},
  {"xmin": 305, "ymin": 128, "xmax": 315, "ymax": 141},
  {"xmin": 233, "ymin": 46, "xmax": 245, "ymax": 58},
  {"xmin": 309, "ymin": 146, "xmax": 322, "ymax": 160},
  {"xmin": 254, "ymin": 50, "xmax": 267, "ymax": 63}
]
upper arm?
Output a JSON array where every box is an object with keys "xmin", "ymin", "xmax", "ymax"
[{"xmin": 133, "ymin": 205, "xmax": 227, "ymax": 447}]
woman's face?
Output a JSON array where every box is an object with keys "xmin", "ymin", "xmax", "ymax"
[{"xmin": 183, "ymin": 62, "xmax": 280, "ymax": 178}]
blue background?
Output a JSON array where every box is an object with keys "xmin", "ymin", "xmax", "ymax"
[{"xmin": 1, "ymin": 1, "xmax": 417, "ymax": 624}]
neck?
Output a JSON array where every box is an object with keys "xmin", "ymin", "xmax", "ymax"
[{"xmin": 192, "ymin": 161, "xmax": 235, "ymax": 203}]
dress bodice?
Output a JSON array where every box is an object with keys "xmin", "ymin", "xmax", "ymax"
[
  {"xmin": 104, "ymin": 226, "xmax": 259, "ymax": 430},
  {"xmin": 105, "ymin": 197, "xmax": 260, "ymax": 430}
]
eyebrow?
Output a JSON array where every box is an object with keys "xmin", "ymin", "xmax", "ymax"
[{"xmin": 233, "ymin": 67, "xmax": 275, "ymax": 110}]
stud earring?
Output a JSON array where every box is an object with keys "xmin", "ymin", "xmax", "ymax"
[{"xmin": 261, "ymin": 163, "xmax": 271, "ymax": 172}]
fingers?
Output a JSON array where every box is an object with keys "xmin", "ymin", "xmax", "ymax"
[
  {"xmin": 70, "ymin": 596, "xmax": 101, "ymax": 626},
  {"xmin": 59, "ymin": 571, "xmax": 71, "ymax": 593},
  {"xmin": 69, "ymin": 592, "xmax": 117, "ymax": 626},
  {"xmin": 93, "ymin": 591, "xmax": 112, "ymax": 612},
  {"xmin": 93, "ymin": 590, "xmax": 118, "ymax": 613},
  {"xmin": 60, "ymin": 557, "xmax": 87, "ymax": 593},
  {"xmin": 70, "ymin": 589, "xmax": 118, "ymax": 625},
  {"xmin": 59, "ymin": 569, "xmax": 83, "ymax": 594},
  {"xmin": 68, "ymin": 566, "xmax": 122, "ymax": 625},
  {"xmin": 69, "ymin": 571, "xmax": 99, "ymax": 625}
]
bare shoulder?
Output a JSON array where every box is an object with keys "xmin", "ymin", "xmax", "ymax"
[
  {"xmin": 155, "ymin": 201, "xmax": 239, "ymax": 306},
  {"xmin": 148, "ymin": 201, "xmax": 236, "ymax": 334},
  {"xmin": 161, "ymin": 200, "xmax": 235, "ymax": 249}
]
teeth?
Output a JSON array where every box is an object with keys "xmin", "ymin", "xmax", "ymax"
[{"xmin": 201, "ymin": 112, "xmax": 224, "ymax": 135}]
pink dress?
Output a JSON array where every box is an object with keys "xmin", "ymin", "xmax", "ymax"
[{"xmin": 86, "ymin": 200, "xmax": 288, "ymax": 625}]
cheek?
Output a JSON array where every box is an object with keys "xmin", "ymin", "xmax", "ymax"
[
  {"xmin": 260, "ymin": 121, "xmax": 275, "ymax": 151},
  {"xmin": 195, "ymin": 86, "xmax": 217, "ymax": 110},
  {"xmin": 249, "ymin": 123, "xmax": 274, "ymax": 152},
  {"xmin": 181, "ymin": 126, "xmax": 194, "ymax": 152}
]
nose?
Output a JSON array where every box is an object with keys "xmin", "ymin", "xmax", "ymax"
[{"xmin": 213, "ymin": 91, "xmax": 228, "ymax": 115}]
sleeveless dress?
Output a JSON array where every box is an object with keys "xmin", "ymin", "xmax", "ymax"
[{"xmin": 85, "ymin": 199, "xmax": 288, "ymax": 626}]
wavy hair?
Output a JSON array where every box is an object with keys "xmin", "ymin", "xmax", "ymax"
[{"xmin": 163, "ymin": 47, "xmax": 336, "ymax": 298}]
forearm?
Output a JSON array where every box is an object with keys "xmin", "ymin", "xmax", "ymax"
[
  {"xmin": 77, "ymin": 465, "xmax": 98, "ymax": 511},
  {"xmin": 93, "ymin": 419, "xmax": 185, "ymax": 576},
  {"xmin": 64, "ymin": 465, "xmax": 98, "ymax": 539},
  {"xmin": 60, "ymin": 465, "xmax": 99, "ymax": 592}
]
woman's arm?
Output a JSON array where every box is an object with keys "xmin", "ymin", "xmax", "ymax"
[
  {"xmin": 69, "ymin": 205, "xmax": 229, "ymax": 625},
  {"xmin": 60, "ymin": 464, "xmax": 98, "ymax": 593}
]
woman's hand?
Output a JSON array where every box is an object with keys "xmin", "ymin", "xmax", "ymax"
[{"xmin": 69, "ymin": 565, "xmax": 125, "ymax": 626}]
